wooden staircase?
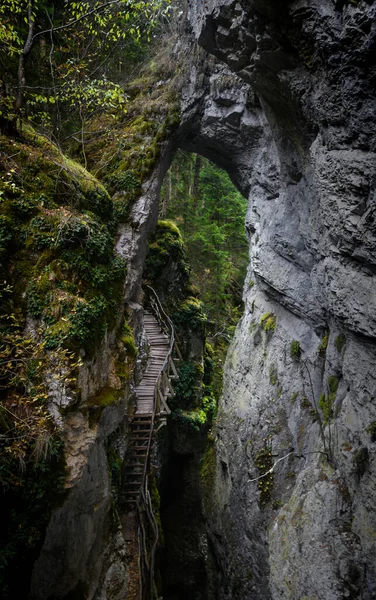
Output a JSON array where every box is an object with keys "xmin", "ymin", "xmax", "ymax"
[{"xmin": 123, "ymin": 310, "xmax": 172, "ymax": 507}]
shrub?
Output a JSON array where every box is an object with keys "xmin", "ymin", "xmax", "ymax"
[
  {"xmin": 290, "ymin": 340, "xmax": 301, "ymax": 358},
  {"xmin": 260, "ymin": 312, "xmax": 276, "ymax": 333}
]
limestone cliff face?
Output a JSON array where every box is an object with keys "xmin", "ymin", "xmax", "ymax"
[{"xmin": 181, "ymin": 1, "xmax": 376, "ymax": 599}]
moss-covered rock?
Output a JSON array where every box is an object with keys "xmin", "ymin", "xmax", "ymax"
[{"xmin": 0, "ymin": 127, "xmax": 126, "ymax": 356}]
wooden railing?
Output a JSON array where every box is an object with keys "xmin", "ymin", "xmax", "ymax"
[{"xmin": 146, "ymin": 285, "xmax": 182, "ymax": 419}]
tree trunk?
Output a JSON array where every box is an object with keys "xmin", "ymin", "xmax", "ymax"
[
  {"xmin": 15, "ymin": 2, "xmax": 35, "ymax": 113},
  {"xmin": 191, "ymin": 154, "xmax": 202, "ymax": 209}
]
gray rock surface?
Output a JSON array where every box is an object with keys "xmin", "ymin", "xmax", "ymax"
[{"xmin": 181, "ymin": 1, "xmax": 376, "ymax": 598}]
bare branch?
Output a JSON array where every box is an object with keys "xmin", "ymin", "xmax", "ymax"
[
  {"xmin": 31, "ymin": 1, "xmax": 121, "ymax": 43},
  {"xmin": 248, "ymin": 451, "xmax": 295, "ymax": 483}
]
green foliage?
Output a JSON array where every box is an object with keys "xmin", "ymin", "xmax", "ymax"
[
  {"xmin": 260, "ymin": 312, "xmax": 277, "ymax": 333},
  {"xmin": 161, "ymin": 152, "xmax": 248, "ymax": 336},
  {"xmin": 173, "ymin": 297, "xmax": 207, "ymax": 332},
  {"xmin": 319, "ymin": 395, "xmax": 332, "ymax": 424},
  {"xmin": 172, "ymin": 361, "xmax": 203, "ymax": 410},
  {"xmin": 144, "ymin": 219, "xmax": 189, "ymax": 284},
  {"xmin": 290, "ymin": 340, "xmax": 301, "ymax": 358},
  {"xmin": 335, "ymin": 333, "xmax": 346, "ymax": 352},
  {"xmin": 318, "ymin": 331, "xmax": 329, "ymax": 355},
  {"xmin": 365, "ymin": 421, "xmax": 376, "ymax": 442},
  {"xmin": 121, "ymin": 319, "xmax": 137, "ymax": 358},
  {"xmin": 328, "ymin": 376, "xmax": 339, "ymax": 395},
  {"xmin": 254, "ymin": 447, "xmax": 274, "ymax": 505},
  {"xmin": 0, "ymin": 129, "xmax": 126, "ymax": 355},
  {"xmin": 0, "ymin": 0, "xmax": 173, "ymax": 136},
  {"xmin": 171, "ymin": 360, "xmax": 216, "ymax": 432},
  {"xmin": 170, "ymin": 402, "xmax": 214, "ymax": 433},
  {"xmin": 317, "ymin": 376, "xmax": 339, "ymax": 424},
  {"xmin": 269, "ymin": 364, "xmax": 278, "ymax": 386}
]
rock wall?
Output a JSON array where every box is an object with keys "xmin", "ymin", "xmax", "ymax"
[
  {"xmin": 181, "ymin": 1, "xmax": 376, "ymax": 599},
  {"xmin": 29, "ymin": 152, "xmax": 176, "ymax": 599}
]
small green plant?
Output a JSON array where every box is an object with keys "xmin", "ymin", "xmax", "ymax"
[
  {"xmin": 121, "ymin": 319, "xmax": 137, "ymax": 358},
  {"xmin": 290, "ymin": 392, "xmax": 299, "ymax": 403},
  {"xmin": 300, "ymin": 396, "xmax": 311, "ymax": 409},
  {"xmin": 260, "ymin": 312, "xmax": 277, "ymax": 333},
  {"xmin": 318, "ymin": 376, "xmax": 339, "ymax": 424},
  {"xmin": 173, "ymin": 297, "xmax": 207, "ymax": 331},
  {"xmin": 269, "ymin": 363, "xmax": 278, "ymax": 386},
  {"xmin": 318, "ymin": 331, "xmax": 329, "ymax": 356},
  {"xmin": 290, "ymin": 340, "xmax": 301, "ymax": 359},
  {"xmin": 319, "ymin": 375, "xmax": 338, "ymax": 426},
  {"xmin": 365, "ymin": 421, "xmax": 376, "ymax": 442},
  {"xmin": 335, "ymin": 333, "xmax": 346, "ymax": 352},
  {"xmin": 328, "ymin": 375, "xmax": 339, "ymax": 395}
]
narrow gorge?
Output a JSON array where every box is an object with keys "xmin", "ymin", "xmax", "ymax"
[{"xmin": 1, "ymin": 1, "xmax": 376, "ymax": 599}]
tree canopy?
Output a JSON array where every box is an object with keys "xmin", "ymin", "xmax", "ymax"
[
  {"xmin": 161, "ymin": 151, "xmax": 248, "ymax": 340},
  {"xmin": 0, "ymin": 0, "xmax": 172, "ymax": 137}
]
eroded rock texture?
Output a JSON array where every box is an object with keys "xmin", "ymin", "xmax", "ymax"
[{"xmin": 181, "ymin": 1, "xmax": 376, "ymax": 599}]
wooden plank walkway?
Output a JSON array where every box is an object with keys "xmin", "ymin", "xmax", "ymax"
[
  {"xmin": 134, "ymin": 312, "xmax": 170, "ymax": 415},
  {"xmin": 122, "ymin": 311, "xmax": 171, "ymax": 506}
]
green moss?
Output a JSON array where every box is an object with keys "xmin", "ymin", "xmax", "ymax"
[
  {"xmin": 335, "ymin": 333, "xmax": 346, "ymax": 352},
  {"xmin": 328, "ymin": 376, "xmax": 339, "ymax": 395},
  {"xmin": 200, "ymin": 444, "xmax": 216, "ymax": 483},
  {"xmin": 121, "ymin": 319, "xmax": 137, "ymax": 358},
  {"xmin": 318, "ymin": 375, "xmax": 339, "ymax": 424},
  {"xmin": 92, "ymin": 387, "xmax": 118, "ymax": 407},
  {"xmin": 319, "ymin": 393, "xmax": 333, "ymax": 425},
  {"xmin": 144, "ymin": 220, "xmax": 189, "ymax": 286},
  {"xmin": 365, "ymin": 421, "xmax": 376, "ymax": 442},
  {"xmin": 290, "ymin": 340, "xmax": 301, "ymax": 359},
  {"xmin": 85, "ymin": 89, "xmax": 180, "ymax": 223},
  {"xmin": 1, "ymin": 129, "xmax": 126, "ymax": 356},
  {"xmin": 318, "ymin": 332, "xmax": 329, "ymax": 356},
  {"xmin": 269, "ymin": 364, "xmax": 278, "ymax": 386},
  {"xmin": 290, "ymin": 392, "xmax": 299, "ymax": 404},
  {"xmin": 173, "ymin": 297, "xmax": 207, "ymax": 331},
  {"xmin": 156, "ymin": 219, "xmax": 182, "ymax": 237},
  {"xmin": 260, "ymin": 312, "xmax": 277, "ymax": 333}
]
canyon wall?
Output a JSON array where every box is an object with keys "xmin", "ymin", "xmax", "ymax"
[
  {"xmin": 21, "ymin": 1, "xmax": 376, "ymax": 598},
  {"xmin": 180, "ymin": 1, "xmax": 376, "ymax": 598}
]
